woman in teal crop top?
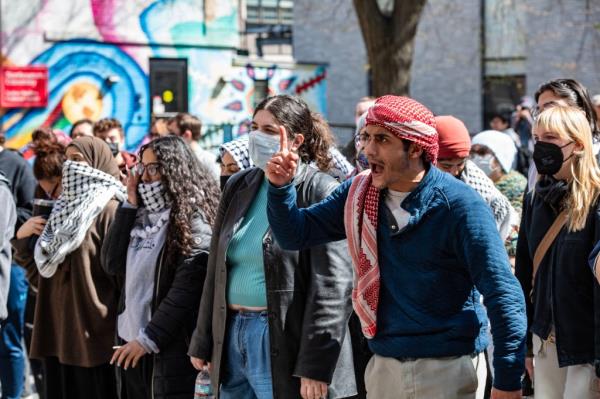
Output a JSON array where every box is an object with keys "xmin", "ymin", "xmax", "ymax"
[{"xmin": 189, "ymin": 95, "xmax": 357, "ymax": 399}]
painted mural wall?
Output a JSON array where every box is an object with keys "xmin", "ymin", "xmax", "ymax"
[{"xmin": 0, "ymin": 0, "xmax": 327, "ymax": 153}]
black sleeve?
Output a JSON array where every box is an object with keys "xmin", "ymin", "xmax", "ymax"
[
  {"xmin": 145, "ymin": 251, "xmax": 209, "ymax": 349},
  {"xmin": 515, "ymin": 193, "xmax": 533, "ymax": 355},
  {"xmin": 293, "ymin": 174, "xmax": 354, "ymax": 384},
  {"xmin": 100, "ymin": 205, "xmax": 137, "ymax": 276},
  {"xmin": 188, "ymin": 172, "xmax": 245, "ymax": 360},
  {"xmin": 14, "ymin": 164, "xmax": 36, "ymax": 229},
  {"xmin": 593, "ymin": 205, "xmax": 600, "ymax": 377}
]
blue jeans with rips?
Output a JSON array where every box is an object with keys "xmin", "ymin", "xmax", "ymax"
[
  {"xmin": 0, "ymin": 265, "xmax": 29, "ymax": 399},
  {"xmin": 220, "ymin": 311, "xmax": 273, "ymax": 399}
]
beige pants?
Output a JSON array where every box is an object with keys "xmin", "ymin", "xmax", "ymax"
[
  {"xmin": 364, "ymin": 353, "xmax": 487, "ymax": 399},
  {"xmin": 532, "ymin": 334, "xmax": 600, "ymax": 399}
]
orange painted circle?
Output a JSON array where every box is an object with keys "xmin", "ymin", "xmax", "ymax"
[{"xmin": 62, "ymin": 82, "xmax": 103, "ymax": 122}]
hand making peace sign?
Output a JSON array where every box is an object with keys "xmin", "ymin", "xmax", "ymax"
[{"xmin": 265, "ymin": 125, "xmax": 300, "ymax": 187}]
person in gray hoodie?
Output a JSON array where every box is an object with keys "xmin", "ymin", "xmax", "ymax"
[{"xmin": 0, "ymin": 172, "xmax": 16, "ymax": 320}]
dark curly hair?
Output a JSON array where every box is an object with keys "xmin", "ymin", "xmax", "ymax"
[
  {"xmin": 139, "ymin": 136, "xmax": 220, "ymax": 261},
  {"xmin": 254, "ymin": 94, "xmax": 333, "ymax": 171},
  {"xmin": 31, "ymin": 131, "xmax": 66, "ymax": 180}
]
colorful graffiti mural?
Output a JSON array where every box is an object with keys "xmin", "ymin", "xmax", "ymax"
[{"xmin": 1, "ymin": 0, "xmax": 328, "ymax": 153}]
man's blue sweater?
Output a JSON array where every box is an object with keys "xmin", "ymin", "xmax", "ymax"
[{"xmin": 267, "ymin": 166, "xmax": 526, "ymax": 391}]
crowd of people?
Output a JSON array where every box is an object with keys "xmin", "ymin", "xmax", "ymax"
[{"xmin": 0, "ymin": 77, "xmax": 598, "ymax": 399}]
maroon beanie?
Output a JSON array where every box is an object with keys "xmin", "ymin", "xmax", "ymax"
[{"xmin": 435, "ymin": 115, "xmax": 471, "ymax": 159}]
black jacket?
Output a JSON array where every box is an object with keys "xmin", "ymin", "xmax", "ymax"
[
  {"xmin": 188, "ymin": 165, "xmax": 356, "ymax": 398},
  {"xmin": 515, "ymin": 185, "xmax": 600, "ymax": 368},
  {"xmin": 101, "ymin": 205, "xmax": 212, "ymax": 399}
]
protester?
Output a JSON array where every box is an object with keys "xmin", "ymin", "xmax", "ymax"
[
  {"xmin": 92, "ymin": 118, "xmax": 136, "ymax": 178},
  {"xmin": 70, "ymin": 119, "xmax": 94, "ymax": 139},
  {"xmin": 101, "ymin": 136, "xmax": 219, "ymax": 398},
  {"xmin": 11, "ymin": 136, "xmax": 124, "ymax": 399},
  {"xmin": 24, "ymin": 135, "xmax": 67, "ymax": 398},
  {"xmin": 435, "ymin": 116, "xmax": 516, "ymax": 243},
  {"xmin": 0, "ymin": 171, "xmax": 16, "ymax": 394},
  {"xmin": 189, "ymin": 94, "xmax": 356, "ymax": 399},
  {"xmin": 167, "ymin": 113, "xmax": 220, "ymax": 179},
  {"xmin": 218, "ymin": 136, "xmax": 250, "ymax": 190},
  {"xmin": 516, "ymin": 105, "xmax": 600, "ymax": 398},
  {"xmin": 351, "ymin": 113, "xmax": 370, "ymax": 176},
  {"xmin": 343, "ymin": 97, "xmax": 377, "ymax": 164},
  {"xmin": 218, "ymin": 126, "xmax": 352, "ymax": 190},
  {"xmin": 593, "ymin": 94, "xmax": 600, "ymax": 126},
  {"xmin": 354, "ymin": 96, "xmax": 376, "ymax": 125},
  {"xmin": 0, "ymin": 172, "xmax": 16, "ymax": 321},
  {"xmin": 265, "ymin": 95, "xmax": 526, "ymax": 399},
  {"xmin": 471, "ymin": 130, "xmax": 527, "ymax": 215},
  {"xmin": 530, "ymin": 79, "xmax": 600, "ymax": 188},
  {"xmin": 534, "ymin": 79, "xmax": 599, "ymax": 139},
  {"xmin": 514, "ymin": 96, "xmax": 535, "ymax": 151},
  {"xmin": 490, "ymin": 112, "xmax": 520, "ymax": 146},
  {"xmin": 0, "ymin": 133, "xmax": 36, "ymax": 399},
  {"xmin": 30, "ymin": 127, "xmax": 71, "ymax": 153}
]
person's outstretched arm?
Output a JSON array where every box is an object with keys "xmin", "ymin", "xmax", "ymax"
[
  {"xmin": 267, "ymin": 178, "xmax": 350, "ymax": 250},
  {"xmin": 266, "ymin": 125, "xmax": 350, "ymax": 250}
]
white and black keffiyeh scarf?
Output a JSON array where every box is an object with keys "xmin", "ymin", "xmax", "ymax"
[
  {"xmin": 138, "ymin": 181, "xmax": 170, "ymax": 214},
  {"xmin": 34, "ymin": 160, "xmax": 127, "ymax": 277},
  {"xmin": 460, "ymin": 160, "xmax": 515, "ymax": 240},
  {"xmin": 220, "ymin": 136, "xmax": 254, "ymax": 170}
]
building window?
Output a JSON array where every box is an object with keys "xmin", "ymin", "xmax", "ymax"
[{"xmin": 246, "ymin": 0, "xmax": 293, "ymax": 26}]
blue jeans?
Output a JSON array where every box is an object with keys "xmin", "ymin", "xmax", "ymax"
[
  {"xmin": 220, "ymin": 311, "xmax": 273, "ymax": 399},
  {"xmin": 0, "ymin": 265, "xmax": 28, "ymax": 399}
]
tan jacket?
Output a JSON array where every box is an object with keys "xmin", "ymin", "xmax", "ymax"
[{"xmin": 12, "ymin": 200, "xmax": 120, "ymax": 367}]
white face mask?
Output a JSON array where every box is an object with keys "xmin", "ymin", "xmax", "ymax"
[
  {"xmin": 248, "ymin": 130, "xmax": 281, "ymax": 170},
  {"xmin": 471, "ymin": 154, "xmax": 498, "ymax": 177}
]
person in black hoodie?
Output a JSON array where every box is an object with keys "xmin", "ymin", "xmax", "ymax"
[
  {"xmin": 516, "ymin": 105, "xmax": 600, "ymax": 398},
  {"xmin": 101, "ymin": 136, "xmax": 219, "ymax": 399},
  {"xmin": 0, "ymin": 135, "xmax": 36, "ymax": 399}
]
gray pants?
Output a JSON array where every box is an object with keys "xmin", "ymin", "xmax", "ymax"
[{"xmin": 364, "ymin": 353, "xmax": 487, "ymax": 399}]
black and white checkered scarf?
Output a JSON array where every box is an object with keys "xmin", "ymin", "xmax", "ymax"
[
  {"xmin": 460, "ymin": 159, "xmax": 516, "ymax": 240},
  {"xmin": 34, "ymin": 160, "xmax": 126, "ymax": 277},
  {"xmin": 138, "ymin": 181, "xmax": 170, "ymax": 213}
]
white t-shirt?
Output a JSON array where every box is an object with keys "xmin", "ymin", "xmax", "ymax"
[{"xmin": 384, "ymin": 189, "xmax": 411, "ymax": 231}]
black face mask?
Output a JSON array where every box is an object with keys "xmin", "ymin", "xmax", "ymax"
[
  {"xmin": 532, "ymin": 141, "xmax": 574, "ymax": 176},
  {"xmin": 220, "ymin": 175, "xmax": 231, "ymax": 191},
  {"xmin": 107, "ymin": 142, "xmax": 120, "ymax": 157}
]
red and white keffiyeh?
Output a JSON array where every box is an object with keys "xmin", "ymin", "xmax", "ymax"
[
  {"xmin": 345, "ymin": 95, "xmax": 437, "ymax": 338},
  {"xmin": 344, "ymin": 170, "xmax": 381, "ymax": 338},
  {"xmin": 366, "ymin": 95, "xmax": 438, "ymax": 164}
]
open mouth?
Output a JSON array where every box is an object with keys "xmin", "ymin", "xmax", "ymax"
[{"xmin": 370, "ymin": 161, "xmax": 384, "ymax": 176}]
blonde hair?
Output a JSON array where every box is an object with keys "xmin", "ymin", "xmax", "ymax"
[{"xmin": 534, "ymin": 105, "xmax": 600, "ymax": 231}]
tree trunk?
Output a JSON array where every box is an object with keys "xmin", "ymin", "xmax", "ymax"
[{"xmin": 353, "ymin": 0, "xmax": 427, "ymax": 97}]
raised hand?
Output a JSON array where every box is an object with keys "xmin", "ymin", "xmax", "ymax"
[
  {"xmin": 265, "ymin": 125, "xmax": 299, "ymax": 187},
  {"xmin": 126, "ymin": 165, "xmax": 140, "ymax": 207}
]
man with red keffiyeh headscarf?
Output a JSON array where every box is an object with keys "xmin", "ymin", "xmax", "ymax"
[{"xmin": 265, "ymin": 95, "xmax": 526, "ymax": 399}]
